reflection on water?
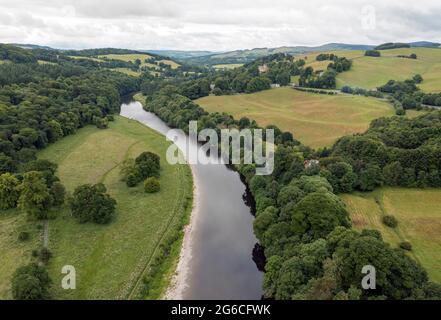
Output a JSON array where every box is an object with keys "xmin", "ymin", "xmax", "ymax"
[{"xmin": 120, "ymin": 101, "xmax": 263, "ymax": 299}]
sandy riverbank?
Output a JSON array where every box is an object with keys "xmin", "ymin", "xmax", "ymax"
[{"xmin": 163, "ymin": 167, "xmax": 199, "ymax": 300}]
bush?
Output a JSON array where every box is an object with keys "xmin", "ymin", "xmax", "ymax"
[
  {"xmin": 18, "ymin": 231, "xmax": 30, "ymax": 242},
  {"xmin": 400, "ymin": 241, "xmax": 412, "ymax": 251},
  {"xmin": 395, "ymin": 108, "xmax": 406, "ymax": 116},
  {"xmin": 383, "ymin": 215, "xmax": 398, "ymax": 228},
  {"xmin": 39, "ymin": 248, "xmax": 52, "ymax": 264},
  {"xmin": 144, "ymin": 177, "xmax": 160, "ymax": 193},
  {"xmin": 126, "ymin": 172, "xmax": 142, "ymax": 187}
]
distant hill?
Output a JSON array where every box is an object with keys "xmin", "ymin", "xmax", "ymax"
[
  {"xmin": 182, "ymin": 43, "xmax": 375, "ymax": 65},
  {"xmin": 10, "ymin": 43, "xmax": 55, "ymax": 50},
  {"xmin": 144, "ymin": 50, "xmax": 215, "ymax": 60},
  {"xmin": 410, "ymin": 41, "xmax": 441, "ymax": 48}
]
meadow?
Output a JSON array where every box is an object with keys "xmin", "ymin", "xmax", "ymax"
[
  {"xmin": 99, "ymin": 53, "xmax": 179, "ymax": 69},
  {"xmin": 0, "ymin": 117, "xmax": 192, "ymax": 299},
  {"xmin": 213, "ymin": 63, "xmax": 244, "ymax": 70},
  {"xmin": 296, "ymin": 48, "xmax": 441, "ymax": 92},
  {"xmin": 196, "ymin": 87, "xmax": 395, "ymax": 148},
  {"xmin": 342, "ymin": 188, "xmax": 441, "ymax": 283}
]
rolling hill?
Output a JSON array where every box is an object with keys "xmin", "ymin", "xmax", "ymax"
[{"xmin": 196, "ymin": 87, "xmax": 395, "ymax": 148}]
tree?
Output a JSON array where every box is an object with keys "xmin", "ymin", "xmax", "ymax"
[
  {"xmin": 324, "ymin": 161, "xmax": 356, "ymax": 193},
  {"xmin": 50, "ymin": 181, "xmax": 66, "ymax": 206},
  {"xmin": 135, "ymin": 151, "xmax": 160, "ymax": 179},
  {"xmin": 0, "ymin": 173, "xmax": 20, "ymax": 209},
  {"xmin": 119, "ymin": 158, "xmax": 141, "ymax": 186},
  {"xmin": 18, "ymin": 171, "xmax": 52, "ymax": 219},
  {"xmin": 11, "ymin": 263, "xmax": 51, "ymax": 300},
  {"xmin": 254, "ymin": 206, "xmax": 278, "ymax": 239},
  {"xmin": 334, "ymin": 233, "xmax": 427, "ymax": 299},
  {"xmin": 277, "ymin": 185, "xmax": 304, "ymax": 207},
  {"xmin": 246, "ymin": 76, "xmax": 271, "ymax": 93},
  {"xmin": 357, "ymin": 164, "xmax": 383, "ymax": 191},
  {"xmin": 69, "ymin": 183, "xmax": 117, "ymax": 224},
  {"xmin": 144, "ymin": 177, "xmax": 160, "ymax": 193},
  {"xmin": 291, "ymin": 192, "xmax": 350, "ymax": 240},
  {"xmin": 365, "ymin": 50, "xmax": 381, "ymax": 57},
  {"xmin": 413, "ymin": 74, "xmax": 423, "ymax": 83},
  {"xmin": 0, "ymin": 153, "xmax": 17, "ymax": 174}
]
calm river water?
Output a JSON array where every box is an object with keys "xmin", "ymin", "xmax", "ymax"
[{"xmin": 120, "ymin": 100, "xmax": 263, "ymax": 299}]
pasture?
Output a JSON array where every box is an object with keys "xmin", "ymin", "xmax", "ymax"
[
  {"xmin": 295, "ymin": 48, "xmax": 441, "ymax": 92},
  {"xmin": 213, "ymin": 63, "xmax": 244, "ymax": 70},
  {"xmin": 196, "ymin": 87, "xmax": 394, "ymax": 148},
  {"xmin": 342, "ymin": 188, "xmax": 441, "ymax": 283},
  {"xmin": 0, "ymin": 117, "xmax": 193, "ymax": 299}
]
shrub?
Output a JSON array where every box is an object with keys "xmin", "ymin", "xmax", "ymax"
[
  {"xmin": 39, "ymin": 248, "xmax": 52, "ymax": 264},
  {"xmin": 144, "ymin": 177, "xmax": 160, "ymax": 193},
  {"xmin": 400, "ymin": 241, "xmax": 412, "ymax": 251},
  {"xmin": 383, "ymin": 215, "xmax": 398, "ymax": 228},
  {"xmin": 126, "ymin": 172, "xmax": 142, "ymax": 187},
  {"xmin": 18, "ymin": 231, "xmax": 30, "ymax": 242},
  {"xmin": 395, "ymin": 108, "xmax": 406, "ymax": 116}
]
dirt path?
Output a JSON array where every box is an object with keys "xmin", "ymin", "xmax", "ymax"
[{"xmin": 43, "ymin": 220, "xmax": 49, "ymax": 248}]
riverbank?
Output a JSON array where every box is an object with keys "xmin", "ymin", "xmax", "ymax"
[
  {"xmin": 163, "ymin": 169, "xmax": 199, "ymax": 299},
  {"xmin": 132, "ymin": 93, "xmax": 199, "ymax": 299}
]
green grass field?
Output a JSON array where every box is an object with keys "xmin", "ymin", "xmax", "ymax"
[
  {"xmin": 0, "ymin": 116, "xmax": 193, "ymax": 299},
  {"xmin": 158, "ymin": 59, "xmax": 180, "ymax": 69},
  {"xmin": 342, "ymin": 188, "xmax": 441, "ymax": 283},
  {"xmin": 196, "ymin": 87, "xmax": 394, "ymax": 148},
  {"xmin": 98, "ymin": 53, "xmax": 153, "ymax": 63},
  {"xmin": 97, "ymin": 53, "xmax": 179, "ymax": 76},
  {"xmin": 294, "ymin": 48, "xmax": 441, "ymax": 92},
  {"xmin": 0, "ymin": 210, "xmax": 41, "ymax": 299},
  {"xmin": 334, "ymin": 48, "xmax": 441, "ymax": 92},
  {"xmin": 68, "ymin": 56, "xmax": 104, "ymax": 62},
  {"xmin": 213, "ymin": 63, "xmax": 244, "ymax": 70}
]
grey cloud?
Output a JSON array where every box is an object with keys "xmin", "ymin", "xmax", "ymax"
[{"xmin": 0, "ymin": 0, "xmax": 440, "ymax": 51}]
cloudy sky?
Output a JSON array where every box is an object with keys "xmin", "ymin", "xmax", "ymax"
[{"xmin": 0, "ymin": 0, "xmax": 440, "ymax": 51}]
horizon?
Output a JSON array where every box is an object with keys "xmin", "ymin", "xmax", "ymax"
[
  {"xmin": 1, "ymin": 0, "xmax": 440, "ymax": 51},
  {"xmin": 8, "ymin": 40, "xmax": 439, "ymax": 53}
]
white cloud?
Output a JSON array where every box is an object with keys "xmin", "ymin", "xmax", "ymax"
[{"xmin": 0, "ymin": 0, "xmax": 440, "ymax": 50}]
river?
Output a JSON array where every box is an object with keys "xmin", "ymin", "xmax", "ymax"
[{"xmin": 120, "ymin": 100, "xmax": 263, "ymax": 299}]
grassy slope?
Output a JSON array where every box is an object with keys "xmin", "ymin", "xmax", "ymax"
[
  {"xmin": 196, "ymin": 87, "xmax": 394, "ymax": 148},
  {"xmin": 294, "ymin": 48, "xmax": 441, "ymax": 92},
  {"xmin": 0, "ymin": 210, "xmax": 41, "ymax": 299},
  {"xmin": 157, "ymin": 59, "xmax": 180, "ymax": 69},
  {"xmin": 342, "ymin": 188, "xmax": 441, "ymax": 283},
  {"xmin": 97, "ymin": 53, "xmax": 177, "ymax": 77},
  {"xmin": 213, "ymin": 63, "xmax": 244, "ymax": 70},
  {"xmin": 0, "ymin": 116, "xmax": 193, "ymax": 299},
  {"xmin": 334, "ymin": 48, "xmax": 441, "ymax": 92}
]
